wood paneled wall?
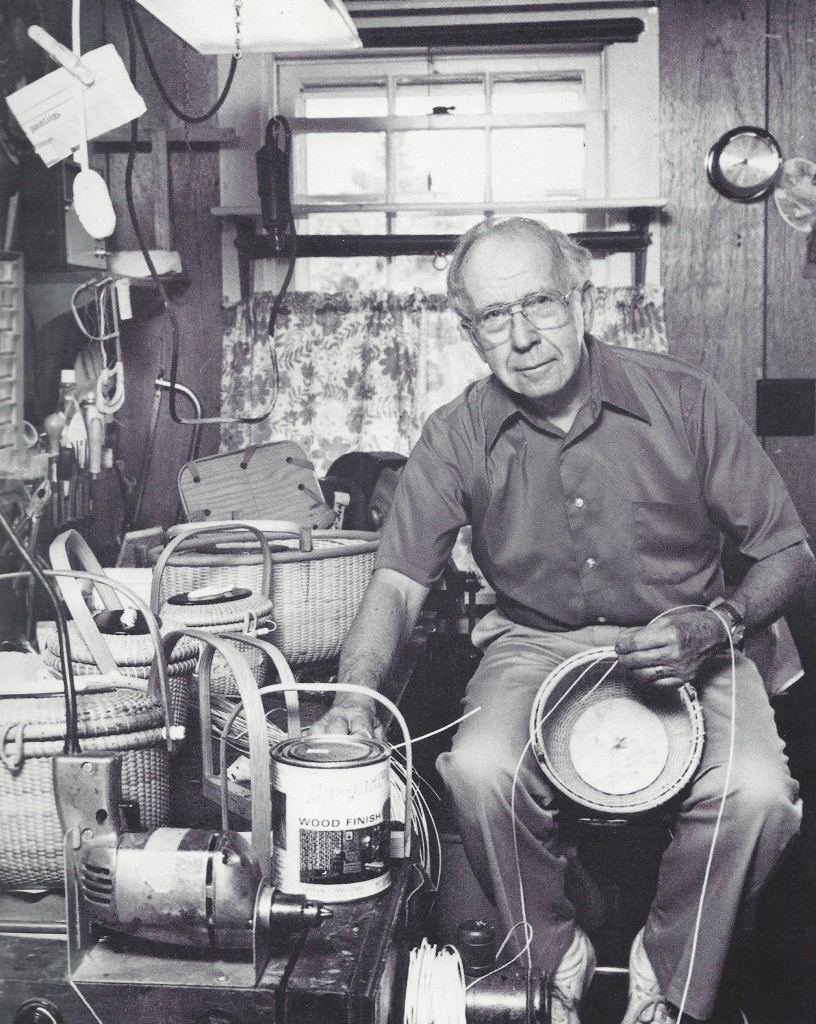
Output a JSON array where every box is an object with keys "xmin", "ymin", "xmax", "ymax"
[{"xmin": 661, "ymin": 0, "xmax": 816, "ymax": 537}]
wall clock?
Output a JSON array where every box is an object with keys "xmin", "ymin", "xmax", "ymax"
[{"xmin": 706, "ymin": 126, "xmax": 783, "ymax": 203}]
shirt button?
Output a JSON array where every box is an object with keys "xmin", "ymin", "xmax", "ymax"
[
  {"xmin": 574, "ymin": 497, "xmax": 585, "ymax": 508},
  {"xmin": 597, "ymin": 616, "xmax": 607, "ymax": 623},
  {"xmin": 585, "ymin": 557, "xmax": 596, "ymax": 568}
]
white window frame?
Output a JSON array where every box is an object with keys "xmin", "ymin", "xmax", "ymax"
[{"xmin": 277, "ymin": 51, "xmax": 607, "ymax": 214}]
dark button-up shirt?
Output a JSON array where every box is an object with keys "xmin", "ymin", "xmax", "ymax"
[{"xmin": 376, "ymin": 336, "xmax": 807, "ymax": 631}]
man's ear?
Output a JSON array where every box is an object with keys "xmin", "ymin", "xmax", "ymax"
[{"xmin": 580, "ymin": 281, "xmax": 596, "ymax": 334}]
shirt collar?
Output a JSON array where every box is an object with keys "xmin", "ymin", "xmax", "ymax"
[{"xmin": 483, "ymin": 334, "xmax": 651, "ymax": 450}]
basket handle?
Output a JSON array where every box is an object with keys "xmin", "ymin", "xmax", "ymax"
[
  {"xmin": 45, "ymin": 568, "xmax": 177, "ymax": 753},
  {"xmin": 49, "ymin": 531, "xmax": 124, "ymax": 677},
  {"xmin": 167, "ymin": 519, "xmax": 314, "ymax": 553},
  {"xmin": 150, "ymin": 521, "xmax": 274, "ymax": 613},
  {"xmin": 179, "ymin": 628, "xmax": 273, "ymax": 876}
]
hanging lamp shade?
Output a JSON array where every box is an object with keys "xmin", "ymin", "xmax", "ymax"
[{"xmin": 134, "ymin": 0, "xmax": 361, "ymax": 55}]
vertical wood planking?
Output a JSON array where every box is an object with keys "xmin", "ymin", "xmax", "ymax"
[
  {"xmin": 87, "ymin": 0, "xmax": 224, "ymax": 530},
  {"xmin": 659, "ymin": 0, "xmax": 768, "ymax": 425},
  {"xmin": 766, "ymin": 0, "xmax": 816, "ymax": 538}
]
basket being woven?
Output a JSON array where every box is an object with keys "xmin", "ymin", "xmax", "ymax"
[
  {"xmin": 0, "ymin": 688, "xmax": 169, "ymax": 890},
  {"xmin": 529, "ymin": 648, "xmax": 705, "ymax": 815},
  {"xmin": 156, "ymin": 522, "xmax": 379, "ymax": 665}
]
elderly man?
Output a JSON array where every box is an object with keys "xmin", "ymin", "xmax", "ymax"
[{"xmin": 310, "ymin": 217, "xmax": 814, "ymax": 1024}]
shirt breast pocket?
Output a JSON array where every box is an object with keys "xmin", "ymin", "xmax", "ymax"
[{"xmin": 632, "ymin": 500, "xmax": 717, "ymax": 585}]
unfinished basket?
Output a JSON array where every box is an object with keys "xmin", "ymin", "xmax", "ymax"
[
  {"xmin": 152, "ymin": 522, "xmax": 275, "ymax": 696},
  {"xmin": 530, "ymin": 648, "xmax": 705, "ymax": 815},
  {"xmin": 156, "ymin": 521, "xmax": 379, "ymax": 665}
]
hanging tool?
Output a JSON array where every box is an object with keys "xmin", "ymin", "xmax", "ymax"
[{"xmin": 69, "ymin": 0, "xmax": 117, "ymax": 241}]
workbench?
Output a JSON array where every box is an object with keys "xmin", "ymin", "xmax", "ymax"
[{"xmin": 0, "ymin": 854, "xmax": 422, "ymax": 1024}]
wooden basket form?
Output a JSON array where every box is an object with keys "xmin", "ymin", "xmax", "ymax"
[
  {"xmin": 152, "ymin": 522, "xmax": 275, "ymax": 696},
  {"xmin": 0, "ymin": 568, "xmax": 176, "ymax": 892},
  {"xmin": 529, "ymin": 648, "xmax": 705, "ymax": 815},
  {"xmin": 190, "ymin": 631, "xmax": 413, "ymax": 871},
  {"xmin": 158, "ymin": 521, "xmax": 380, "ymax": 665},
  {"xmin": 47, "ymin": 531, "xmax": 194, "ymax": 727}
]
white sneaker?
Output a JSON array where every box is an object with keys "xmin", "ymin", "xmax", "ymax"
[
  {"xmin": 548, "ymin": 926, "xmax": 596, "ymax": 1024},
  {"xmin": 622, "ymin": 928, "xmax": 677, "ymax": 1024}
]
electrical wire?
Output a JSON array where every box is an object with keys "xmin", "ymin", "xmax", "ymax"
[
  {"xmin": 0, "ymin": 513, "xmax": 79, "ymax": 754},
  {"xmin": 122, "ymin": 0, "xmax": 238, "ymax": 124},
  {"xmin": 117, "ymin": 0, "xmax": 273, "ymax": 427}
]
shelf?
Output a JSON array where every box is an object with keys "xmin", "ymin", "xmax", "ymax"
[
  {"xmin": 213, "ymin": 201, "xmax": 664, "ymax": 297},
  {"xmin": 213, "ymin": 198, "xmax": 668, "ymax": 218}
]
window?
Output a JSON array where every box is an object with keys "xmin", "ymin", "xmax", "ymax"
[{"xmin": 277, "ymin": 52, "xmax": 604, "ymax": 292}]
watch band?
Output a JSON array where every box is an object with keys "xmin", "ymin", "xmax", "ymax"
[{"xmin": 708, "ymin": 598, "xmax": 746, "ymax": 650}]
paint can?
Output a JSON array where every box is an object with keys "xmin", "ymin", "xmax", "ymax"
[{"xmin": 270, "ymin": 735, "xmax": 391, "ymax": 902}]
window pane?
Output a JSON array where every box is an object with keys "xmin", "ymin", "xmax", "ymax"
[
  {"xmin": 523, "ymin": 212, "xmax": 586, "ymax": 234},
  {"xmin": 492, "ymin": 77, "xmax": 583, "ymax": 114},
  {"xmin": 394, "ymin": 212, "xmax": 483, "ymax": 235},
  {"xmin": 301, "ymin": 83, "xmax": 388, "ymax": 118},
  {"xmin": 297, "ymin": 213, "xmax": 388, "ymax": 293},
  {"xmin": 391, "ymin": 213, "xmax": 485, "ymax": 293},
  {"xmin": 395, "ymin": 78, "xmax": 485, "ymax": 116},
  {"xmin": 303, "ymin": 133, "xmax": 386, "ymax": 196},
  {"xmin": 491, "ymin": 127, "xmax": 584, "ymax": 200},
  {"xmin": 394, "ymin": 130, "xmax": 484, "ymax": 201}
]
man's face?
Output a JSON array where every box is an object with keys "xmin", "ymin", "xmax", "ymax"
[{"xmin": 460, "ymin": 231, "xmax": 592, "ymax": 403}]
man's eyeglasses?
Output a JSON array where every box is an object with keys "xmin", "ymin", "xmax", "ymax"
[{"xmin": 463, "ymin": 287, "xmax": 581, "ymax": 345}]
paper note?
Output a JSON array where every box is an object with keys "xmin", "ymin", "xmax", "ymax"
[{"xmin": 6, "ymin": 43, "xmax": 146, "ymax": 168}]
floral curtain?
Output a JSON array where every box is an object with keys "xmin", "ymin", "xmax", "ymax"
[{"xmin": 220, "ymin": 287, "xmax": 667, "ymax": 474}]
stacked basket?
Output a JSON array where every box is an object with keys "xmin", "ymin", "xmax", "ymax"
[
  {"xmin": 151, "ymin": 523, "xmax": 275, "ymax": 696},
  {"xmin": 152, "ymin": 520, "xmax": 380, "ymax": 666},
  {"xmin": 44, "ymin": 531, "xmax": 196, "ymax": 729},
  {"xmin": 0, "ymin": 566, "xmax": 176, "ymax": 891}
]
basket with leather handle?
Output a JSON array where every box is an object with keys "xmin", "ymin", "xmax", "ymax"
[
  {"xmin": 153, "ymin": 520, "xmax": 380, "ymax": 665},
  {"xmin": 44, "ymin": 530, "xmax": 196, "ymax": 730},
  {"xmin": 152, "ymin": 522, "xmax": 275, "ymax": 696},
  {"xmin": 0, "ymin": 568, "xmax": 176, "ymax": 891}
]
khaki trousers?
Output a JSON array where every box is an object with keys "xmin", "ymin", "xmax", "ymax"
[{"xmin": 436, "ymin": 611, "xmax": 801, "ymax": 1021}]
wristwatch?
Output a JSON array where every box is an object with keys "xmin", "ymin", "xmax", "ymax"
[{"xmin": 708, "ymin": 598, "xmax": 747, "ymax": 650}]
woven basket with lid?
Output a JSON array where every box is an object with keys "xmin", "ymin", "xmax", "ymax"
[
  {"xmin": 46, "ymin": 531, "xmax": 198, "ymax": 729},
  {"xmin": 41, "ymin": 624, "xmax": 197, "ymax": 728},
  {"xmin": 0, "ymin": 687, "xmax": 169, "ymax": 890},
  {"xmin": 152, "ymin": 523, "xmax": 275, "ymax": 696},
  {"xmin": 155, "ymin": 521, "xmax": 379, "ymax": 666}
]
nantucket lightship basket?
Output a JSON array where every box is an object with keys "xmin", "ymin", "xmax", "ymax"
[
  {"xmin": 151, "ymin": 522, "xmax": 275, "ymax": 696},
  {"xmin": 154, "ymin": 520, "xmax": 380, "ymax": 665},
  {"xmin": 529, "ymin": 648, "xmax": 705, "ymax": 815},
  {"xmin": 0, "ymin": 567, "xmax": 176, "ymax": 891}
]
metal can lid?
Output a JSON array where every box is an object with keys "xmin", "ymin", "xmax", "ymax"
[{"xmin": 273, "ymin": 735, "xmax": 387, "ymax": 767}]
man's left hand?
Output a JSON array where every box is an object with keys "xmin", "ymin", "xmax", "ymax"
[{"xmin": 614, "ymin": 608, "xmax": 727, "ymax": 689}]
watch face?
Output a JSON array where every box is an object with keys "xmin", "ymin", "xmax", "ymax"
[{"xmin": 707, "ymin": 127, "xmax": 783, "ymax": 202}]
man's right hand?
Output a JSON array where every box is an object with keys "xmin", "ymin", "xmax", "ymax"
[{"xmin": 307, "ymin": 699, "xmax": 385, "ymax": 741}]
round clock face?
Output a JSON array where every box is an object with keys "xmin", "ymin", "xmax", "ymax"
[{"xmin": 706, "ymin": 126, "xmax": 783, "ymax": 202}]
